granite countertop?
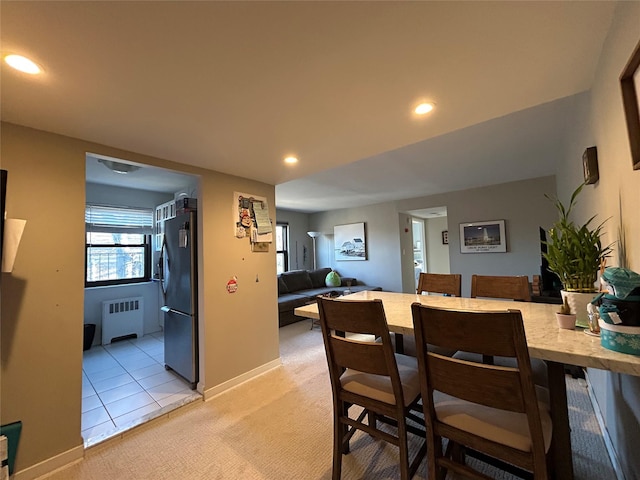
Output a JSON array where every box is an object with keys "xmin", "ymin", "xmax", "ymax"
[{"xmin": 295, "ymin": 290, "xmax": 640, "ymax": 377}]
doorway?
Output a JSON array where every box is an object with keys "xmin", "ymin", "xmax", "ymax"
[
  {"xmin": 83, "ymin": 153, "xmax": 202, "ymax": 446},
  {"xmin": 412, "ymin": 218, "xmax": 426, "ymax": 290},
  {"xmin": 403, "ymin": 207, "xmax": 451, "ymax": 292}
]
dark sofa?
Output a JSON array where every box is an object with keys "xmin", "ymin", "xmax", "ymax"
[{"xmin": 277, "ymin": 267, "xmax": 382, "ymax": 327}]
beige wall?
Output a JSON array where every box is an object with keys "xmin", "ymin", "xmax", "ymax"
[
  {"xmin": 0, "ymin": 123, "xmax": 279, "ymax": 474},
  {"xmin": 553, "ymin": 2, "xmax": 640, "ymax": 478},
  {"xmin": 586, "ymin": 2, "xmax": 640, "ymax": 272},
  {"xmin": 555, "ymin": 3, "xmax": 640, "ymax": 269}
]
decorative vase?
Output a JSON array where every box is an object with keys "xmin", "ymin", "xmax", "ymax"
[
  {"xmin": 555, "ymin": 313, "xmax": 577, "ymax": 330},
  {"xmin": 325, "ymin": 270, "xmax": 341, "ymax": 287},
  {"xmin": 561, "ymin": 290, "xmax": 598, "ymax": 328}
]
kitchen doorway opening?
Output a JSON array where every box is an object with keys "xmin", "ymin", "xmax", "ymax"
[{"xmin": 83, "ymin": 153, "xmax": 203, "ymax": 446}]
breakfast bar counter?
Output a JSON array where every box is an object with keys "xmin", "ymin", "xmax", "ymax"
[{"xmin": 295, "ymin": 290, "xmax": 640, "ymax": 479}]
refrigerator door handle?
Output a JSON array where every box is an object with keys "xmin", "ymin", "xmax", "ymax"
[
  {"xmin": 161, "ymin": 306, "xmax": 191, "ymax": 318},
  {"xmin": 160, "ymin": 237, "xmax": 169, "ymax": 297}
]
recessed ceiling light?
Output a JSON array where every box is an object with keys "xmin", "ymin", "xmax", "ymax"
[
  {"xmin": 284, "ymin": 156, "xmax": 298, "ymax": 164},
  {"xmin": 4, "ymin": 54, "xmax": 41, "ymax": 74},
  {"xmin": 414, "ymin": 103, "xmax": 434, "ymax": 115}
]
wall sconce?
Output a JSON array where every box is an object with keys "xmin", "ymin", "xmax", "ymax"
[
  {"xmin": 307, "ymin": 231, "xmax": 321, "ymax": 269},
  {"xmin": 2, "ymin": 218, "xmax": 26, "ymax": 272},
  {"xmin": 1, "ymin": 169, "xmax": 26, "ymax": 273}
]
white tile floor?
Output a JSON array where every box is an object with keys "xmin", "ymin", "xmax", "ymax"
[{"xmin": 82, "ymin": 331, "xmax": 201, "ymax": 446}]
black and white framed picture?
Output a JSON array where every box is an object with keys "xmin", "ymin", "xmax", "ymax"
[
  {"xmin": 459, "ymin": 220, "xmax": 506, "ymax": 253},
  {"xmin": 442, "ymin": 230, "xmax": 449, "ymax": 245},
  {"xmin": 334, "ymin": 222, "xmax": 366, "ymax": 261}
]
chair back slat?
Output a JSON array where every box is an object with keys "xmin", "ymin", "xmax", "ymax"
[
  {"xmin": 329, "ymin": 337, "xmax": 389, "ymax": 375},
  {"xmin": 417, "ymin": 273, "xmax": 462, "ymax": 297},
  {"xmin": 318, "ymin": 296, "xmax": 389, "ymax": 337},
  {"xmin": 428, "ymin": 354, "xmax": 525, "ymax": 412},
  {"xmin": 420, "ymin": 307, "xmax": 519, "ymax": 357},
  {"xmin": 318, "ymin": 296, "xmax": 427, "ymax": 479},
  {"xmin": 411, "ymin": 302, "xmax": 549, "ymax": 478},
  {"xmin": 471, "ymin": 274, "xmax": 531, "ymax": 301},
  {"xmin": 318, "ymin": 296, "xmax": 399, "ymax": 383}
]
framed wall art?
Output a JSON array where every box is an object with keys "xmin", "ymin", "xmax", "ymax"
[
  {"xmin": 459, "ymin": 220, "xmax": 506, "ymax": 253},
  {"xmin": 334, "ymin": 222, "xmax": 366, "ymax": 261},
  {"xmin": 620, "ymin": 38, "xmax": 640, "ymax": 170}
]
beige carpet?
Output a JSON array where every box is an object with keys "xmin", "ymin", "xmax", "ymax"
[{"xmin": 42, "ymin": 320, "xmax": 615, "ymax": 480}]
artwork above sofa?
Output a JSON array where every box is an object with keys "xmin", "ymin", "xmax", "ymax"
[{"xmin": 277, "ymin": 267, "xmax": 382, "ymax": 327}]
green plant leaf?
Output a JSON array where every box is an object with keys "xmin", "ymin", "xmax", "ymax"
[{"xmin": 543, "ymin": 183, "xmax": 613, "ymax": 291}]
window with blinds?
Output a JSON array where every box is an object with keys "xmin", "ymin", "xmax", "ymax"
[
  {"xmin": 276, "ymin": 223, "xmax": 289, "ymax": 274},
  {"xmin": 85, "ymin": 205, "xmax": 153, "ymax": 287}
]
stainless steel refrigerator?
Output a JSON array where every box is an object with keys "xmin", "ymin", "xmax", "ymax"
[{"xmin": 160, "ymin": 211, "xmax": 198, "ymax": 389}]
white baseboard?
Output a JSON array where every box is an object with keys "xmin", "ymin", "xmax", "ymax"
[
  {"xmin": 13, "ymin": 444, "xmax": 83, "ymax": 480},
  {"xmin": 584, "ymin": 372, "xmax": 626, "ymax": 480},
  {"xmin": 203, "ymin": 358, "xmax": 282, "ymax": 400}
]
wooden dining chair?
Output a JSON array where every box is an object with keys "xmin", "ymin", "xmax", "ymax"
[
  {"xmin": 317, "ymin": 296, "xmax": 427, "ymax": 480},
  {"xmin": 411, "ymin": 303, "xmax": 553, "ymax": 480},
  {"xmin": 471, "ymin": 274, "xmax": 532, "ymax": 302},
  {"xmin": 391, "ymin": 272, "xmax": 463, "ymax": 357},
  {"xmin": 464, "ymin": 274, "xmax": 547, "ymax": 384},
  {"xmin": 416, "ymin": 272, "xmax": 462, "ymax": 297}
]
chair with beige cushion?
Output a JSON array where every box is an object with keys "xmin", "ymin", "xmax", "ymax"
[
  {"xmin": 417, "ymin": 272, "xmax": 462, "ymax": 297},
  {"xmin": 471, "ymin": 274, "xmax": 531, "ymax": 301},
  {"xmin": 317, "ymin": 296, "xmax": 426, "ymax": 480},
  {"xmin": 411, "ymin": 303, "xmax": 553, "ymax": 480},
  {"xmin": 462, "ymin": 274, "xmax": 548, "ymax": 386},
  {"xmin": 394, "ymin": 273, "xmax": 463, "ymax": 357}
]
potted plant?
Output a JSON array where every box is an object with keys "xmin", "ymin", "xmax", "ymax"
[
  {"xmin": 555, "ymin": 296, "xmax": 577, "ymax": 329},
  {"xmin": 543, "ymin": 183, "xmax": 613, "ymax": 324}
]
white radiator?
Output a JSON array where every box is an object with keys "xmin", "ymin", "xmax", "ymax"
[{"xmin": 101, "ymin": 297, "xmax": 144, "ymax": 345}]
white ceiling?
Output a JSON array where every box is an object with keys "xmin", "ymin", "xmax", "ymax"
[
  {"xmin": 86, "ymin": 153, "xmax": 198, "ymax": 194},
  {"xmin": 1, "ymin": 1, "xmax": 616, "ymax": 211}
]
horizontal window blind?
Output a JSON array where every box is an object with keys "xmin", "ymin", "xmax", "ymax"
[{"xmin": 86, "ymin": 205, "xmax": 153, "ymax": 235}]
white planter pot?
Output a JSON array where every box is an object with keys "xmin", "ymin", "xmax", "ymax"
[
  {"xmin": 555, "ymin": 313, "xmax": 577, "ymax": 330},
  {"xmin": 561, "ymin": 290, "xmax": 598, "ymax": 327}
]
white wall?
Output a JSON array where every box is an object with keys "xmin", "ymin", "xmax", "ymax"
[
  {"xmin": 309, "ymin": 176, "xmax": 557, "ymax": 295},
  {"xmin": 83, "ymin": 283, "xmax": 160, "ymax": 345},
  {"xmin": 399, "ymin": 213, "xmax": 416, "ymax": 292},
  {"xmin": 425, "ymin": 216, "xmax": 450, "ymax": 274},
  {"xmin": 399, "ymin": 176, "xmax": 557, "ymax": 296},
  {"xmin": 446, "ymin": 177, "xmax": 556, "ymax": 296},
  {"xmin": 275, "ymin": 209, "xmax": 313, "ymax": 270},
  {"xmin": 311, "ymin": 202, "xmax": 403, "ymax": 291},
  {"xmin": 86, "ymin": 182, "xmax": 174, "ymax": 209}
]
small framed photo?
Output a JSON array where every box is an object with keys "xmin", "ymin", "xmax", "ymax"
[
  {"xmin": 442, "ymin": 230, "xmax": 449, "ymax": 245},
  {"xmin": 459, "ymin": 220, "xmax": 506, "ymax": 254}
]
